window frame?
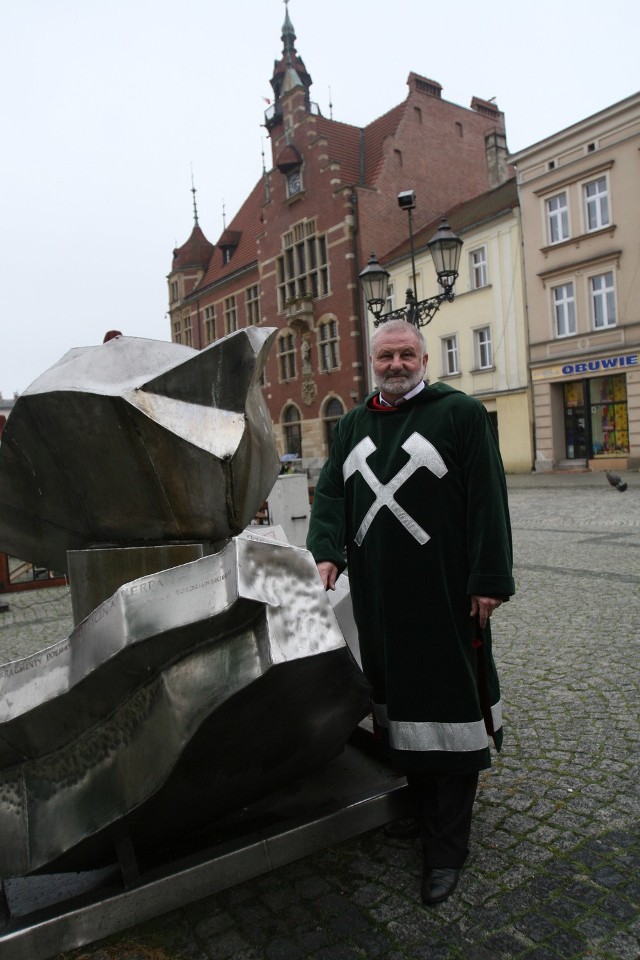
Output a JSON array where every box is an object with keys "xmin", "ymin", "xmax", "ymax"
[
  {"xmin": 552, "ymin": 281, "xmax": 576, "ymax": 338},
  {"xmin": 384, "ymin": 281, "xmax": 395, "ymax": 314},
  {"xmin": 323, "ymin": 396, "xmax": 345, "ymax": 453},
  {"xmin": 245, "ymin": 285, "xmax": 260, "ymax": 325},
  {"xmin": 546, "ymin": 192, "xmax": 570, "ymax": 244},
  {"xmin": 182, "ymin": 311, "xmax": 193, "ymax": 347},
  {"xmin": 277, "ymin": 221, "xmax": 330, "ymax": 310},
  {"xmin": 282, "ymin": 404, "xmax": 302, "ymax": 458},
  {"xmin": 277, "ymin": 332, "xmax": 296, "ymax": 382},
  {"xmin": 442, "ymin": 335, "xmax": 459, "ymax": 376},
  {"xmin": 590, "ymin": 270, "xmax": 616, "ymax": 329},
  {"xmin": 223, "ymin": 295, "xmax": 238, "ymax": 335},
  {"xmin": 583, "ymin": 176, "xmax": 610, "ymax": 232},
  {"xmin": 469, "ymin": 246, "xmax": 488, "ymax": 290},
  {"xmin": 203, "ymin": 304, "xmax": 216, "ymax": 344},
  {"xmin": 474, "ymin": 326, "xmax": 493, "ymax": 369},
  {"xmin": 286, "ymin": 169, "xmax": 303, "ymax": 198},
  {"xmin": 318, "ymin": 319, "xmax": 339, "ymax": 372}
]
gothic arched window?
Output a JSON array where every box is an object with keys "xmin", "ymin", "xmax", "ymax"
[
  {"xmin": 323, "ymin": 397, "xmax": 344, "ymax": 453},
  {"xmin": 282, "ymin": 404, "xmax": 302, "ymax": 458}
]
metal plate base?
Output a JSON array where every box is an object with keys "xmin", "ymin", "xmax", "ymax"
[{"xmin": 0, "ymin": 734, "xmax": 409, "ymax": 960}]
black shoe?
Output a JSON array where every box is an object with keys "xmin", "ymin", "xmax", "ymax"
[
  {"xmin": 383, "ymin": 816, "xmax": 420, "ymax": 839},
  {"xmin": 421, "ymin": 867, "xmax": 460, "ymax": 905}
]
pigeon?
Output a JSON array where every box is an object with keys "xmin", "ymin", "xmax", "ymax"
[{"xmin": 606, "ymin": 471, "xmax": 627, "ymax": 492}]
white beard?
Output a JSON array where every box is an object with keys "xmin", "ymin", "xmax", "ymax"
[{"xmin": 374, "ymin": 367, "xmax": 424, "ymax": 397}]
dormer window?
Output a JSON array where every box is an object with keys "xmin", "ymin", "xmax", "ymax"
[
  {"xmin": 218, "ymin": 229, "xmax": 241, "ymax": 266},
  {"xmin": 275, "ymin": 143, "xmax": 304, "ymax": 199}
]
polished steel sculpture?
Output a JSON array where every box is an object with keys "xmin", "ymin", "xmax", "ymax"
[
  {"xmin": 0, "ymin": 330, "xmax": 369, "ymax": 877},
  {"xmin": 0, "ymin": 532, "xmax": 369, "ymax": 876},
  {"xmin": 0, "ymin": 328, "xmax": 280, "ymax": 573}
]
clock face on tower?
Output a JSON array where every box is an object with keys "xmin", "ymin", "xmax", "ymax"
[{"xmin": 287, "ymin": 169, "xmax": 302, "ymax": 196}]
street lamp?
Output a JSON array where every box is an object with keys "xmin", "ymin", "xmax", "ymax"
[{"xmin": 359, "ymin": 201, "xmax": 463, "ymax": 328}]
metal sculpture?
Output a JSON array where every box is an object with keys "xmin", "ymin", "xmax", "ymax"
[
  {"xmin": 0, "ymin": 328, "xmax": 281, "ymax": 573},
  {"xmin": 0, "ymin": 330, "xmax": 370, "ymax": 877},
  {"xmin": 0, "ymin": 532, "xmax": 369, "ymax": 876}
]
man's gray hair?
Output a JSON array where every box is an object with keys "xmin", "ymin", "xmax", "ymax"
[{"xmin": 370, "ymin": 319, "xmax": 426, "ymax": 356}]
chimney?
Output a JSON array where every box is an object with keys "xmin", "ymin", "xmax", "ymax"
[
  {"xmin": 485, "ymin": 131, "xmax": 510, "ymax": 188},
  {"xmin": 407, "ymin": 73, "xmax": 442, "ymax": 98}
]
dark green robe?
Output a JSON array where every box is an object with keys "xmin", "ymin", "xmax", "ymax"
[{"xmin": 307, "ymin": 383, "xmax": 515, "ymax": 774}]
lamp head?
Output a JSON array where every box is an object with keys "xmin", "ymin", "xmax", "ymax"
[
  {"xmin": 427, "ymin": 217, "xmax": 463, "ymax": 291},
  {"xmin": 397, "ymin": 190, "xmax": 416, "ymax": 211},
  {"xmin": 359, "ymin": 253, "xmax": 390, "ymax": 320}
]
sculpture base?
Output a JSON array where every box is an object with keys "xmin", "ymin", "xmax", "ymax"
[{"xmin": 0, "ymin": 731, "xmax": 410, "ymax": 960}]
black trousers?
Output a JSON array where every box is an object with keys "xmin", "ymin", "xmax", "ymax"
[{"xmin": 407, "ymin": 770, "xmax": 479, "ymax": 869}]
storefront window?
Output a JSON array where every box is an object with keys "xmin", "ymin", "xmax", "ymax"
[
  {"xmin": 590, "ymin": 374, "xmax": 629, "ymax": 456},
  {"xmin": 563, "ymin": 374, "xmax": 629, "ymax": 459}
]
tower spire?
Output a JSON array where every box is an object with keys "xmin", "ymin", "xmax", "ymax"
[
  {"xmin": 266, "ymin": 0, "xmax": 313, "ymax": 129},
  {"xmin": 282, "ymin": 0, "xmax": 296, "ymax": 59},
  {"xmin": 190, "ymin": 166, "xmax": 199, "ymax": 226}
]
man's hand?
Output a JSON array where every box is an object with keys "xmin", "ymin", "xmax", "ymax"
[
  {"xmin": 470, "ymin": 595, "xmax": 503, "ymax": 629},
  {"xmin": 317, "ymin": 561, "xmax": 339, "ymax": 591}
]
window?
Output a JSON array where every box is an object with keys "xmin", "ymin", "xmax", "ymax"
[
  {"xmin": 245, "ymin": 285, "xmax": 260, "ymax": 325},
  {"xmin": 224, "ymin": 296, "xmax": 237, "ymax": 334},
  {"xmin": 287, "ymin": 169, "xmax": 302, "ymax": 197},
  {"xmin": 584, "ymin": 177, "xmax": 609, "ymax": 231},
  {"xmin": 474, "ymin": 327, "xmax": 493, "ymax": 369},
  {"xmin": 182, "ymin": 312, "xmax": 193, "ymax": 347},
  {"xmin": 323, "ymin": 397, "xmax": 344, "ymax": 452},
  {"xmin": 278, "ymin": 333, "xmax": 296, "ymax": 381},
  {"xmin": 589, "ymin": 374, "xmax": 629, "ymax": 456},
  {"xmin": 282, "ymin": 405, "xmax": 302, "ymax": 458},
  {"xmin": 203, "ymin": 305, "xmax": 216, "ymax": 344},
  {"xmin": 277, "ymin": 220, "xmax": 330, "ymax": 309},
  {"xmin": 385, "ymin": 281, "xmax": 395, "ymax": 314},
  {"xmin": 442, "ymin": 335, "xmax": 459, "ymax": 375},
  {"xmin": 172, "ymin": 318, "xmax": 182, "ymax": 344},
  {"xmin": 222, "ymin": 247, "xmax": 233, "ymax": 264},
  {"xmin": 469, "ymin": 247, "xmax": 488, "ymax": 289},
  {"xmin": 319, "ymin": 320, "xmax": 339, "ymax": 371},
  {"xmin": 170, "ymin": 280, "xmax": 179, "ymax": 302},
  {"xmin": 552, "ymin": 282, "xmax": 576, "ymax": 337},
  {"xmin": 546, "ymin": 192, "xmax": 569, "ymax": 244},
  {"xmin": 591, "ymin": 271, "xmax": 616, "ymax": 328}
]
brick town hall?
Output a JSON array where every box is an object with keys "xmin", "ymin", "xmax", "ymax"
[{"xmin": 167, "ymin": 6, "xmax": 510, "ymax": 473}]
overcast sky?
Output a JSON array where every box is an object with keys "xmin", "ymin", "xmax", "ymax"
[{"xmin": 1, "ymin": 0, "xmax": 638, "ymax": 398}]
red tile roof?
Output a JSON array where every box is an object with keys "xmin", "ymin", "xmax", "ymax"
[
  {"xmin": 171, "ymin": 224, "xmax": 214, "ymax": 271},
  {"xmin": 195, "ymin": 178, "xmax": 266, "ymax": 292},
  {"xmin": 382, "ymin": 178, "xmax": 519, "ymax": 263},
  {"xmin": 362, "ymin": 101, "xmax": 406, "ymax": 186}
]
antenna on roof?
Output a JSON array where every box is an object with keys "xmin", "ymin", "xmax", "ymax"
[
  {"xmin": 329, "ymin": 86, "xmax": 333, "ymax": 120},
  {"xmin": 190, "ymin": 165, "xmax": 199, "ymax": 226},
  {"xmin": 261, "ymin": 134, "xmax": 271, "ymax": 203},
  {"xmin": 222, "ymin": 200, "xmax": 226, "ymax": 230}
]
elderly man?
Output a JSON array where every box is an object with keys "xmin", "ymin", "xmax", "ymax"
[{"xmin": 307, "ymin": 319, "xmax": 514, "ymax": 905}]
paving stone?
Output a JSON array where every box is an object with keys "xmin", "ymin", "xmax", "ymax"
[{"xmin": 3, "ymin": 473, "xmax": 637, "ymax": 960}]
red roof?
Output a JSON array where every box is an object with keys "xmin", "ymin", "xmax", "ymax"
[
  {"xmin": 171, "ymin": 224, "xmax": 214, "ymax": 271},
  {"xmin": 195, "ymin": 178, "xmax": 266, "ymax": 292},
  {"xmin": 382, "ymin": 178, "xmax": 519, "ymax": 263},
  {"xmin": 362, "ymin": 101, "xmax": 406, "ymax": 185}
]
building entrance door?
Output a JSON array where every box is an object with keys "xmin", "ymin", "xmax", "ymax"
[{"xmin": 563, "ymin": 382, "xmax": 588, "ymax": 459}]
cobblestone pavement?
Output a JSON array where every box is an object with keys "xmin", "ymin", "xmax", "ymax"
[{"xmin": 1, "ymin": 471, "xmax": 639, "ymax": 960}]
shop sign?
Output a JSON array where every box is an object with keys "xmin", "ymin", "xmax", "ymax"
[
  {"xmin": 532, "ymin": 353, "xmax": 638, "ymax": 382},
  {"xmin": 561, "ymin": 354, "xmax": 637, "ymax": 375}
]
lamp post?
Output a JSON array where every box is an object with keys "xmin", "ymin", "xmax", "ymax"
[{"xmin": 359, "ymin": 200, "xmax": 463, "ymax": 328}]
